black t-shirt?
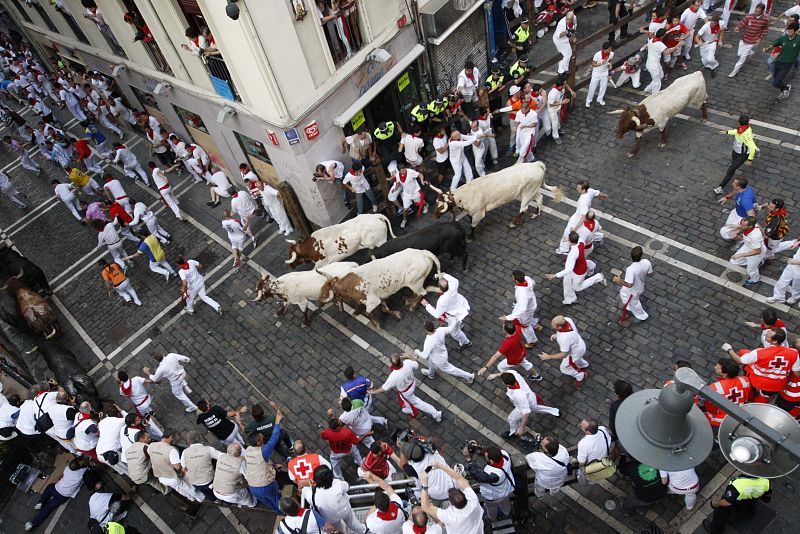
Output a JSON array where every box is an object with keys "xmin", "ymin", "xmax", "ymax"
[
  {"xmin": 620, "ymin": 460, "xmax": 667, "ymax": 503},
  {"xmin": 609, "ymin": 399, "xmax": 624, "ymax": 439},
  {"xmin": 196, "ymin": 406, "xmax": 235, "ymax": 440}
]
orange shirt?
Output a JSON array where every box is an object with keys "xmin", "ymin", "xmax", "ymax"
[{"xmin": 101, "ymin": 263, "xmax": 127, "ymax": 286}]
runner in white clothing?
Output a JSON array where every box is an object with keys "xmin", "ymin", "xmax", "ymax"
[
  {"xmin": 243, "ymin": 170, "xmax": 294, "ymax": 235},
  {"xmin": 177, "ymin": 256, "xmax": 222, "ymax": 315},
  {"xmin": 489, "ymin": 370, "xmax": 559, "ymax": 437},
  {"xmin": 102, "ymin": 176, "xmax": 131, "ymax": 214},
  {"xmin": 95, "ymin": 219, "xmax": 130, "ymax": 268},
  {"xmin": 422, "ymin": 273, "xmax": 471, "ymax": 348},
  {"xmin": 514, "ymin": 103, "xmax": 538, "ymax": 164},
  {"xmin": 539, "ymin": 316, "xmax": 589, "ymax": 385},
  {"xmin": 52, "ymin": 180, "xmax": 82, "ymax": 221},
  {"xmin": 553, "ymin": 11, "xmax": 577, "ymax": 73},
  {"xmin": 231, "ymin": 190, "xmax": 258, "ymax": 245},
  {"xmin": 557, "ymin": 181, "xmax": 607, "ymax": 254},
  {"xmin": 414, "ymin": 320, "xmax": 475, "ymax": 382},
  {"xmin": 112, "ymin": 143, "xmax": 149, "ymax": 185},
  {"xmin": 680, "ymin": 1, "xmax": 708, "ymax": 60},
  {"xmin": 768, "ymin": 243, "xmax": 800, "ymax": 304},
  {"xmin": 586, "ymin": 42, "xmax": 613, "ymax": 107},
  {"xmin": 447, "ymin": 131, "xmax": 476, "ymax": 191},
  {"xmin": 501, "ymin": 271, "xmax": 540, "ymax": 346},
  {"xmin": 207, "ymin": 167, "xmax": 232, "ymax": 207},
  {"xmin": 130, "ymin": 200, "xmax": 170, "ymax": 243},
  {"xmin": 613, "ymin": 246, "xmax": 654, "ymax": 322},
  {"xmin": 148, "ymin": 162, "xmax": 184, "ymax": 221},
  {"xmin": 144, "ymin": 352, "xmax": 198, "ymax": 412},
  {"xmin": 695, "ymin": 16, "xmax": 723, "ymax": 72},
  {"xmin": 222, "ymin": 210, "xmax": 247, "ymax": 267},
  {"xmin": 369, "ymin": 354, "xmax": 442, "ymax": 422}
]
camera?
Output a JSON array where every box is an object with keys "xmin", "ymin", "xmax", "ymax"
[
  {"xmin": 394, "ymin": 428, "xmax": 437, "ymax": 460},
  {"xmin": 464, "ymin": 439, "xmax": 486, "ymax": 456},
  {"xmin": 520, "ymin": 433, "xmax": 543, "ymax": 448}
]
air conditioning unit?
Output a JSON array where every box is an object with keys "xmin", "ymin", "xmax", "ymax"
[{"xmin": 419, "ymin": 0, "xmax": 482, "ymax": 42}]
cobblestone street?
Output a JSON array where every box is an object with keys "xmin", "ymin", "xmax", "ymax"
[{"xmin": 1, "ymin": 4, "xmax": 800, "ymax": 534}]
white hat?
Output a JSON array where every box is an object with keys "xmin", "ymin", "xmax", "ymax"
[{"xmin": 509, "ymin": 86, "xmax": 521, "ymax": 96}]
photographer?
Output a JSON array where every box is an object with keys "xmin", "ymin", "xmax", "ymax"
[
  {"xmin": 396, "ymin": 433, "xmax": 456, "ymax": 502},
  {"xmin": 462, "ymin": 444, "xmax": 515, "ymax": 522},
  {"xmin": 525, "ymin": 436, "xmax": 570, "ymax": 497}
]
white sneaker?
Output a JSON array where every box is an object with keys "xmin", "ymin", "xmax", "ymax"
[
  {"xmin": 788, "ymin": 297, "xmax": 800, "ymax": 304},
  {"xmin": 597, "ymin": 100, "xmax": 606, "ymax": 106},
  {"xmin": 433, "ymin": 411, "xmax": 443, "ymax": 423},
  {"xmin": 423, "ymin": 204, "xmax": 429, "ymax": 214},
  {"xmin": 467, "ymin": 374, "xmax": 475, "ymax": 384},
  {"xmin": 599, "ymin": 274, "xmax": 608, "ymax": 286},
  {"xmin": 186, "ymin": 406, "xmax": 197, "ymax": 413},
  {"xmin": 727, "ymin": 70, "xmax": 738, "ymax": 78},
  {"xmin": 713, "ymin": 186, "xmax": 723, "ymax": 195},
  {"xmin": 372, "ymin": 205, "xmax": 378, "ymax": 213},
  {"xmin": 25, "ymin": 523, "xmax": 33, "ymax": 532},
  {"xmin": 34, "ymin": 503, "xmax": 42, "ymax": 510},
  {"xmin": 766, "ymin": 297, "xmax": 785, "ymax": 303},
  {"xmin": 400, "ymin": 219, "xmax": 407, "ymax": 229},
  {"xmin": 134, "ymin": 300, "xmax": 142, "ymax": 306},
  {"xmin": 585, "ymin": 102, "xmax": 591, "ymax": 108}
]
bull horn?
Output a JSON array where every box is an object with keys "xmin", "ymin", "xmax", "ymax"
[
  {"xmin": 428, "ymin": 184, "xmax": 443, "ymax": 194},
  {"xmin": 285, "ymin": 239, "xmax": 297, "ymax": 245},
  {"xmin": 284, "ymin": 251, "xmax": 298, "ymax": 264},
  {"xmin": 24, "ymin": 345, "xmax": 39, "ymax": 355},
  {"xmin": 606, "ymin": 109, "xmax": 625, "ymax": 115},
  {"xmin": 45, "ymin": 326, "xmax": 57, "ymax": 339},
  {"xmin": 13, "ymin": 269, "xmax": 23, "ymax": 280},
  {"xmin": 0, "ymin": 283, "xmax": 7, "ymax": 291},
  {"xmin": 631, "ymin": 116, "xmax": 640, "ymax": 127}
]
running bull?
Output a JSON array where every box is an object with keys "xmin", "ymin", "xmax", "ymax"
[
  {"xmin": 285, "ymin": 214, "xmax": 396, "ymax": 268},
  {"xmin": 429, "ymin": 162, "xmax": 561, "ymax": 237},
  {"xmin": 613, "ymin": 71, "xmax": 708, "ymax": 157},
  {"xmin": 30, "ymin": 338, "xmax": 101, "ymax": 410},
  {"xmin": 0, "ymin": 270, "xmax": 58, "ymax": 339},
  {"xmin": 370, "ymin": 222, "xmax": 469, "ymax": 271},
  {"xmin": 253, "ymin": 262, "xmax": 359, "ymax": 326},
  {"xmin": 0, "ymin": 246, "xmax": 51, "ymax": 294},
  {"xmin": 318, "ymin": 249, "xmax": 441, "ymax": 328}
]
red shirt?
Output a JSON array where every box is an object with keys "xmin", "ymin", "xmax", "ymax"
[
  {"xmin": 664, "ymin": 23, "xmax": 688, "ymax": 48},
  {"xmin": 320, "ymin": 427, "xmax": 359, "ymax": 454},
  {"xmin": 109, "ymin": 202, "xmax": 132, "ymax": 225},
  {"xmin": 361, "ymin": 443, "xmax": 393, "ymax": 479},
  {"xmin": 75, "ymin": 138, "xmax": 92, "ymax": 160},
  {"xmin": 498, "ymin": 326, "xmax": 526, "ymax": 365}
]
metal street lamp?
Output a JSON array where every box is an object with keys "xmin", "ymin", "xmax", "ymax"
[{"xmin": 615, "ymin": 367, "xmax": 800, "ymax": 477}]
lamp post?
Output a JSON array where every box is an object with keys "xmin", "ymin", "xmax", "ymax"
[{"xmin": 615, "ymin": 367, "xmax": 800, "ymax": 477}]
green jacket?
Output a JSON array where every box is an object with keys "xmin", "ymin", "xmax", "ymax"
[
  {"xmin": 727, "ymin": 126, "xmax": 758, "ymax": 161},
  {"xmin": 772, "ymin": 33, "xmax": 800, "ymax": 63}
]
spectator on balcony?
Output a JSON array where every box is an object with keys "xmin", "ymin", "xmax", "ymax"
[
  {"xmin": 181, "ymin": 27, "xmax": 221, "ymax": 58},
  {"xmin": 317, "ymin": 1, "xmax": 352, "ymax": 61},
  {"xmin": 81, "ymin": 2, "xmax": 122, "ymax": 49},
  {"xmin": 124, "ymin": 12, "xmax": 154, "ymax": 44}
]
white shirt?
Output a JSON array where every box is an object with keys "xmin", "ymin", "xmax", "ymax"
[
  {"xmin": 646, "ymin": 40, "xmax": 668, "ymax": 70},
  {"xmin": 577, "ymin": 426, "xmax": 611, "ymax": 464},
  {"xmin": 555, "ymin": 318, "xmax": 586, "ymax": 359},
  {"xmin": 381, "ymin": 360, "xmax": 419, "ymax": 393},
  {"xmin": 119, "ymin": 425, "xmax": 141, "ymax": 461},
  {"xmin": 301, "ymin": 479, "xmax": 354, "ymax": 522},
  {"xmin": 400, "ymin": 133, "xmax": 424, "ymax": 164},
  {"xmin": 526, "ymin": 445, "xmax": 569, "ymax": 490},
  {"xmin": 210, "ymin": 171, "xmax": 231, "ymax": 192},
  {"xmin": 415, "ymin": 325, "xmax": 452, "ymax": 364},
  {"xmin": 342, "ymin": 171, "xmax": 371, "ymax": 194},
  {"xmin": 403, "ymin": 522, "xmax": 442, "ymax": 534},
  {"xmin": 432, "ymin": 135, "xmax": 449, "ymax": 163},
  {"xmin": 54, "ymin": 183, "xmax": 76, "ymax": 201},
  {"xmin": 119, "ymin": 377, "xmax": 149, "ymax": 408},
  {"xmin": 103, "ymin": 179, "xmax": 127, "ymax": 200},
  {"xmin": 89, "ymin": 492, "xmax": 115, "ymax": 525},
  {"xmin": 623, "ymin": 259, "xmax": 653, "ymax": 296},
  {"xmin": 591, "ymin": 50, "xmax": 614, "ymax": 76},
  {"xmin": 505, "ymin": 370, "xmax": 536, "ymax": 414},
  {"xmin": 152, "ymin": 168, "xmax": 170, "ymax": 190},
  {"xmin": 97, "ymin": 221, "xmax": 122, "ymax": 248},
  {"xmin": 456, "ymin": 67, "xmax": 481, "ymax": 98},
  {"xmin": 448, "ymin": 135, "xmax": 476, "ymax": 162},
  {"xmin": 113, "ymin": 146, "xmax": 138, "ymax": 167},
  {"xmin": 150, "ymin": 353, "xmax": 191, "ymax": 384},
  {"xmin": 547, "ymin": 86, "xmax": 565, "ymax": 107},
  {"xmin": 515, "ymin": 109, "xmax": 537, "ymax": 130},
  {"xmin": 231, "ymin": 191, "xmax": 257, "ymax": 218},
  {"xmin": 320, "ymin": 160, "xmax": 345, "ymax": 179},
  {"xmin": 131, "ymin": 202, "xmax": 152, "ymax": 226},
  {"xmin": 697, "ymin": 22, "xmax": 719, "ymax": 44},
  {"xmin": 54, "ymin": 465, "xmax": 88, "ymax": 498},
  {"xmin": 222, "ymin": 218, "xmax": 246, "ymax": 245},
  {"xmin": 0, "ymin": 401, "xmax": 19, "ymax": 439},
  {"xmin": 576, "ymin": 188, "xmax": 600, "ymax": 216},
  {"xmin": 740, "ymin": 227, "xmax": 764, "ymax": 254},
  {"xmin": 680, "ymin": 6, "xmax": 707, "ymax": 29},
  {"xmin": 395, "ymin": 168, "xmax": 422, "ymax": 198},
  {"xmin": 96, "ymin": 416, "xmax": 126, "ymax": 456},
  {"xmin": 338, "ymin": 405, "xmax": 372, "ymax": 437},
  {"xmin": 406, "ymin": 451, "xmax": 456, "ymax": 500},
  {"xmin": 553, "ymin": 16, "xmax": 576, "ymax": 46},
  {"xmin": 436, "ymin": 487, "xmax": 484, "ymax": 534},
  {"xmin": 365, "ymin": 493, "xmax": 406, "ymax": 533},
  {"xmin": 424, "ymin": 273, "xmax": 470, "ymax": 321},
  {"xmin": 659, "ymin": 468, "xmax": 699, "ymax": 491}
]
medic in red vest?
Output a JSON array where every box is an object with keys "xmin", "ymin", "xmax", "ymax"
[
  {"xmin": 723, "ymin": 328, "xmax": 800, "ymax": 403},
  {"xmin": 703, "ymin": 358, "xmax": 751, "ymax": 427}
]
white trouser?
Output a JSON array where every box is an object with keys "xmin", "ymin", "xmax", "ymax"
[
  {"xmin": 427, "ymin": 356, "xmax": 473, "ymax": 380},
  {"xmin": 159, "ymin": 187, "xmax": 182, "ymax": 219},
  {"xmin": 66, "ymin": 102, "xmax": 86, "ymax": 122},
  {"xmin": 699, "ymin": 42, "xmax": 719, "ymax": 70},
  {"xmin": 516, "ymin": 127, "xmax": 536, "ymax": 164},
  {"xmin": 484, "ymin": 137, "xmax": 498, "ymax": 162},
  {"xmin": 114, "ymin": 279, "xmax": 141, "ymax": 305},
  {"xmin": 720, "ymin": 210, "xmax": 743, "ymax": 240},
  {"xmin": 449, "ymin": 155, "xmax": 473, "ymax": 191},
  {"xmin": 644, "ymin": 64, "xmax": 663, "ymax": 94},
  {"xmin": 398, "ymin": 391, "xmax": 439, "ymax": 418},
  {"xmin": 331, "ymin": 511, "xmax": 367, "ymax": 534},
  {"xmin": 562, "ymin": 268, "xmax": 604, "ymax": 304},
  {"xmin": 265, "ymin": 198, "xmax": 293, "ymax": 234},
  {"xmin": 149, "ymin": 260, "xmax": 175, "ymax": 279},
  {"xmin": 534, "ymin": 478, "xmax": 563, "ymax": 497},
  {"xmin": 61, "ymin": 196, "xmax": 82, "ymax": 220},
  {"xmin": 445, "ymin": 317, "xmax": 470, "ymax": 346},
  {"xmin": 119, "ymin": 226, "xmax": 139, "ymax": 243},
  {"xmin": 83, "ymin": 154, "xmax": 103, "ymax": 174},
  {"xmin": 772, "ymin": 266, "xmax": 800, "ymax": 301},
  {"xmin": 508, "ymin": 399, "xmax": 560, "ymax": 433},
  {"xmin": 559, "ymin": 354, "xmax": 588, "ymax": 380},
  {"xmin": 100, "ymin": 116, "xmax": 123, "ymax": 137},
  {"xmin": 586, "ymin": 75, "xmax": 608, "ymax": 104},
  {"xmin": 616, "ymin": 70, "xmax": 642, "ymax": 88},
  {"xmin": 547, "ymin": 108, "xmax": 561, "ymax": 139},
  {"xmin": 764, "ymin": 239, "xmax": 794, "ymax": 260},
  {"xmin": 498, "ymin": 358, "xmax": 534, "ymax": 373},
  {"xmin": 107, "ymin": 241, "xmax": 128, "ymax": 268},
  {"xmin": 556, "ymin": 42, "xmax": 572, "ymax": 73},
  {"xmin": 682, "ymin": 30, "xmax": 695, "ymax": 59},
  {"xmin": 144, "ymin": 217, "xmax": 170, "ymax": 243},
  {"xmin": 721, "ymin": 0, "xmax": 734, "ymax": 29},
  {"xmin": 2, "ymin": 186, "xmax": 26, "ymax": 207},
  {"xmin": 21, "ymin": 150, "xmax": 40, "ymax": 171},
  {"xmin": 472, "ymin": 145, "xmax": 487, "ymax": 176},
  {"xmin": 160, "ymin": 476, "xmax": 205, "ymax": 502},
  {"xmin": 508, "ymin": 119, "xmax": 518, "ymax": 150},
  {"xmin": 169, "ymin": 377, "xmax": 197, "ymax": 411},
  {"xmin": 214, "ymin": 487, "xmax": 256, "ymax": 507},
  {"xmin": 732, "ymin": 41, "xmax": 756, "ymax": 73},
  {"xmin": 223, "ymin": 426, "xmax": 244, "ymax": 447},
  {"xmin": 330, "ymin": 446, "xmax": 363, "ymax": 479},
  {"xmin": 186, "ymin": 283, "xmax": 220, "ymax": 313},
  {"xmin": 667, "ymin": 483, "xmax": 699, "ymax": 509},
  {"xmin": 536, "ymin": 111, "xmax": 551, "ymax": 137},
  {"xmin": 730, "ymin": 248, "xmax": 765, "ymax": 282},
  {"xmin": 124, "ymin": 162, "xmax": 149, "ymax": 185},
  {"xmin": 620, "ymin": 288, "xmax": 648, "ymax": 321}
]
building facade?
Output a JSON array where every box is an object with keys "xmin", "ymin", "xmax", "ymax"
[{"xmin": 1, "ymin": 0, "xmax": 489, "ymax": 229}]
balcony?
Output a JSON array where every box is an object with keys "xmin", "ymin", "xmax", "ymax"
[
  {"xmin": 205, "ymin": 55, "xmax": 239, "ymax": 102},
  {"xmin": 142, "ymin": 40, "xmax": 173, "ymax": 75},
  {"xmin": 95, "ymin": 22, "xmax": 128, "ymax": 59},
  {"xmin": 320, "ymin": 0, "xmax": 364, "ymax": 67}
]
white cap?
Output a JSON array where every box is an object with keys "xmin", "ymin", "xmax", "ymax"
[{"xmin": 509, "ymin": 86, "xmax": 521, "ymax": 96}]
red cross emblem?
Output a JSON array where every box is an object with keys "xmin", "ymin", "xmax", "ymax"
[
  {"xmin": 769, "ymin": 356, "xmax": 788, "ymax": 370},
  {"xmin": 727, "ymin": 387, "xmax": 744, "ymax": 404},
  {"xmin": 293, "ymin": 458, "xmax": 313, "ymax": 479}
]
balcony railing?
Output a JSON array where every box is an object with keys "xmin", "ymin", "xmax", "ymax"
[
  {"xmin": 321, "ymin": 0, "xmax": 364, "ymax": 67},
  {"xmin": 57, "ymin": 11, "xmax": 89, "ymax": 44},
  {"xmin": 205, "ymin": 55, "xmax": 239, "ymax": 102},
  {"xmin": 142, "ymin": 40, "xmax": 173, "ymax": 75},
  {"xmin": 94, "ymin": 22, "xmax": 128, "ymax": 59}
]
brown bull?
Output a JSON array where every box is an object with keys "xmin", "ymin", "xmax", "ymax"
[{"xmin": 1, "ymin": 270, "xmax": 58, "ymax": 339}]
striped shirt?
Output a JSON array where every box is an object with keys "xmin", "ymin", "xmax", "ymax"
[{"xmin": 738, "ymin": 13, "xmax": 769, "ymax": 44}]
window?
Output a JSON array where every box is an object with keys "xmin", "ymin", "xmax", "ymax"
[
  {"xmin": 130, "ymin": 85, "xmax": 158, "ymax": 109},
  {"xmin": 80, "ymin": 1, "xmax": 127, "ymax": 58},
  {"xmin": 51, "ymin": 1, "xmax": 89, "ymax": 44},
  {"xmin": 234, "ymin": 132, "xmax": 272, "ymax": 164},
  {"xmin": 316, "ymin": 0, "xmax": 364, "ymax": 67},
  {"xmin": 8, "ymin": 0, "xmax": 33, "ymax": 24},
  {"xmin": 28, "ymin": 0, "xmax": 59, "ymax": 32},
  {"xmin": 120, "ymin": 0, "xmax": 173, "ymax": 75},
  {"xmin": 173, "ymin": 105, "xmax": 208, "ymax": 134}
]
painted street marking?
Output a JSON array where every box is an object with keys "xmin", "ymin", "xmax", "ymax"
[{"xmin": 51, "ymin": 294, "xmax": 106, "ymax": 361}]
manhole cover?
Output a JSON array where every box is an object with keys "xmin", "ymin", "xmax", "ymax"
[
  {"xmin": 650, "ymin": 240, "xmax": 664, "ymax": 251},
  {"xmin": 107, "ymin": 319, "xmax": 134, "ymax": 343},
  {"xmin": 195, "ymin": 248, "xmax": 218, "ymax": 266},
  {"xmin": 726, "ymin": 271, "xmax": 743, "ymax": 282}
]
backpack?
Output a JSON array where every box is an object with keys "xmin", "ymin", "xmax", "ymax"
[{"xmin": 33, "ymin": 394, "xmax": 54, "ymax": 433}]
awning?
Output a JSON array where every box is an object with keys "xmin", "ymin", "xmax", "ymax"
[{"xmin": 333, "ymin": 44, "xmax": 425, "ymax": 129}]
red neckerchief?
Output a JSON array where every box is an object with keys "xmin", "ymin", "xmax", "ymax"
[
  {"xmin": 516, "ymin": 281, "xmax": 528, "ymax": 287},
  {"xmin": 652, "ymin": 37, "xmax": 662, "ymax": 43},
  {"xmin": 558, "ymin": 323, "xmax": 573, "ymax": 332},
  {"xmin": 479, "ymin": 115, "xmax": 487, "ymax": 121},
  {"xmin": 601, "ymin": 50, "xmax": 610, "ymax": 59},
  {"xmin": 466, "ymin": 72, "xmax": 475, "ymax": 83},
  {"xmin": 653, "ymin": 16, "xmax": 665, "ymax": 23},
  {"xmin": 762, "ymin": 319, "xmax": 786, "ymax": 330},
  {"xmin": 769, "ymin": 207, "xmax": 787, "ymax": 218},
  {"xmin": 193, "ymin": 37, "xmax": 201, "ymax": 48},
  {"xmin": 554, "ymin": 84, "xmax": 563, "ymax": 91},
  {"xmin": 711, "ymin": 23, "xmax": 720, "ymax": 34},
  {"xmin": 488, "ymin": 458, "xmax": 505, "ymax": 468},
  {"xmin": 390, "ymin": 364, "xmax": 403, "ymax": 371},
  {"xmin": 75, "ymin": 411, "xmax": 92, "ymax": 423},
  {"xmin": 531, "ymin": 90, "xmax": 539, "ymax": 97},
  {"xmin": 507, "ymin": 381, "xmax": 521, "ymax": 390},
  {"xmin": 736, "ymin": 125, "xmax": 750, "ymax": 135},
  {"xmin": 690, "ymin": 5, "xmax": 698, "ymax": 12},
  {"xmin": 399, "ymin": 170, "xmax": 408, "ymax": 183},
  {"xmin": 376, "ymin": 502, "xmax": 399, "ymax": 521},
  {"xmin": 434, "ymin": 134, "xmax": 445, "ymax": 139},
  {"xmin": 103, "ymin": 177, "xmax": 113, "ymax": 183},
  {"xmin": 584, "ymin": 220, "xmax": 596, "ymax": 232},
  {"xmin": 413, "ymin": 525, "xmax": 427, "ymax": 534},
  {"xmin": 567, "ymin": 20, "xmax": 574, "ymax": 29},
  {"xmin": 233, "ymin": 192, "xmax": 239, "ymax": 198},
  {"xmin": 120, "ymin": 380, "xmax": 133, "ymax": 397},
  {"xmin": 743, "ymin": 227, "xmax": 756, "ymax": 236},
  {"xmin": 180, "ymin": 262, "xmax": 190, "ymax": 270},
  {"xmin": 295, "ymin": 508, "xmax": 308, "ymax": 517}
]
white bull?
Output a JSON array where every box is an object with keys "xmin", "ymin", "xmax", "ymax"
[
  {"xmin": 285, "ymin": 214, "xmax": 396, "ymax": 268},
  {"xmin": 614, "ymin": 71, "xmax": 708, "ymax": 157},
  {"xmin": 253, "ymin": 262, "xmax": 358, "ymax": 326},
  {"xmin": 429, "ymin": 161, "xmax": 561, "ymax": 237},
  {"xmin": 319, "ymin": 249, "xmax": 441, "ymax": 328}
]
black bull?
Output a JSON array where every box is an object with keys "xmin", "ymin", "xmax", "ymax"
[
  {"xmin": 369, "ymin": 222, "xmax": 469, "ymax": 271},
  {"xmin": 35, "ymin": 339, "xmax": 101, "ymax": 410},
  {"xmin": 0, "ymin": 246, "xmax": 51, "ymax": 294}
]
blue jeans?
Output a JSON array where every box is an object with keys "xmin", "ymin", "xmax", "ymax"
[
  {"xmin": 194, "ymin": 482, "xmax": 216, "ymax": 501},
  {"xmin": 773, "ymin": 61, "xmax": 794, "ymax": 91},
  {"xmin": 31, "ymin": 484, "xmax": 69, "ymax": 527},
  {"xmin": 355, "ymin": 189, "xmax": 378, "ymax": 214},
  {"xmin": 250, "ymin": 481, "xmax": 280, "ymax": 511}
]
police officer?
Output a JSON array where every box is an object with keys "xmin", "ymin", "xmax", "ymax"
[
  {"xmin": 409, "ymin": 102, "xmax": 430, "ymax": 133},
  {"xmin": 483, "ymin": 62, "xmax": 507, "ymax": 119},
  {"xmin": 705, "ymin": 476, "xmax": 771, "ymax": 533},
  {"xmin": 509, "ymin": 54, "xmax": 531, "ymax": 89},
  {"xmin": 373, "ymin": 121, "xmax": 402, "ymax": 170},
  {"xmin": 508, "ymin": 19, "xmax": 531, "ymax": 56},
  {"xmin": 427, "ymin": 96, "xmax": 450, "ymax": 129}
]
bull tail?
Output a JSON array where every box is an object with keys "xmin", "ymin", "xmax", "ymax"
[
  {"xmin": 427, "ymin": 250, "xmax": 441, "ymax": 279},
  {"xmin": 378, "ymin": 214, "xmax": 396, "ymax": 239},
  {"xmin": 543, "ymin": 182, "xmax": 563, "ymax": 202}
]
